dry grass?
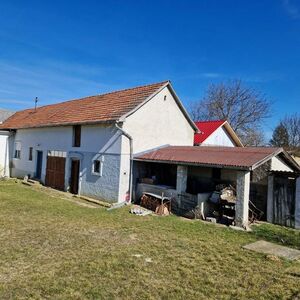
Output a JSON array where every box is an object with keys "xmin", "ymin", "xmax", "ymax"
[{"xmin": 0, "ymin": 180, "xmax": 299, "ymax": 299}]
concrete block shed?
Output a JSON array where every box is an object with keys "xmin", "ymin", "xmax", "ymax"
[{"xmin": 134, "ymin": 146, "xmax": 300, "ymax": 229}]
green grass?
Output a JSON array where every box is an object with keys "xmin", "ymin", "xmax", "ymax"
[{"xmin": 0, "ymin": 180, "xmax": 299, "ymax": 299}]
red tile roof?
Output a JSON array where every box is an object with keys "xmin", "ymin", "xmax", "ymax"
[
  {"xmin": 194, "ymin": 120, "xmax": 225, "ymax": 144},
  {"xmin": 0, "ymin": 81, "xmax": 169, "ymax": 130},
  {"xmin": 135, "ymin": 146, "xmax": 284, "ymax": 170}
]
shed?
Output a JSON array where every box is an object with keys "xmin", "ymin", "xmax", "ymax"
[
  {"xmin": 194, "ymin": 120, "xmax": 243, "ymax": 147},
  {"xmin": 134, "ymin": 146, "xmax": 300, "ymax": 229}
]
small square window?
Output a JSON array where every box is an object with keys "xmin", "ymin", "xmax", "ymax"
[{"xmin": 29, "ymin": 147, "xmax": 33, "ymax": 161}]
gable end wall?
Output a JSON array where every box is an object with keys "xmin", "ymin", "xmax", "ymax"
[
  {"xmin": 117, "ymin": 86, "xmax": 195, "ymax": 202},
  {"xmin": 201, "ymin": 126, "xmax": 236, "ymax": 147}
]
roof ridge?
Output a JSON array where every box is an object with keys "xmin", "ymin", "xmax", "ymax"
[
  {"xmin": 0, "ymin": 80, "xmax": 171, "ymax": 129},
  {"xmin": 21, "ymin": 80, "xmax": 170, "ymax": 112},
  {"xmin": 195, "ymin": 119, "xmax": 226, "ymax": 123},
  {"xmin": 94, "ymin": 80, "xmax": 170, "ymax": 98}
]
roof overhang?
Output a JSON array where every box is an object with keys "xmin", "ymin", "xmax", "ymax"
[
  {"xmin": 222, "ymin": 121, "xmax": 244, "ymax": 147},
  {"xmin": 276, "ymin": 150, "xmax": 300, "ymax": 172},
  {"xmin": 0, "ymin": 119, "xmax": 117, "ymax": 130},
  {"xmin": 134, "ymin": 157, "xmax": 250, "ymax": 170},
  {"xmin": 134, "ymin": 146, "xmax": 300, "ymax": 172},
  {"xmin": 0, "ymin": 130, "xmax": 11, "ymax": 136}
]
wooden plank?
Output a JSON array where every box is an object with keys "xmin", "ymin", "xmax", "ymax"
[{"xmin": 45, "ymin": 156, "xmax": 66, "ymax": 191}]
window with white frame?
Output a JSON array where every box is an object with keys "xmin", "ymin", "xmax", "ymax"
[
  {"xmin": 14, "ymin": 142, "xmax": 21, "ymax": 159},
  {"xmin": 92, "ymin": 156, "xmax": 104, "ymax": 176}
]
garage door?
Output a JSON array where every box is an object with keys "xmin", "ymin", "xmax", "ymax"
[{"xmin": 45, "ymin": 156, "xmax": 66, "ymax": 191}]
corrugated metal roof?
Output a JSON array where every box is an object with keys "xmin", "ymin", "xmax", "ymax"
[{"xmin": 135, "ymin": 146, "xmax": 284, "ymax": 170}]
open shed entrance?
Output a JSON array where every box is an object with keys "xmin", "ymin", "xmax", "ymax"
[
  {"xmin": 45, "ymin": 156, "xmax": 66, "ymax": 191},
  {"xmin": 134, "ymin": 146, "xmax": 300, "ymax": 229}
]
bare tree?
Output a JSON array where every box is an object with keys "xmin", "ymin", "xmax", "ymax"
[
  {"xmin": 270, "ymin": 114, "xmax": 300, "ymax": 154},
  {"xmin": 190, "ymin": 80, "xmax": 271, "ymax": 146},
  {"xmin": 282, "ymin": 114, "xmax": 300, "ymax": 149}
]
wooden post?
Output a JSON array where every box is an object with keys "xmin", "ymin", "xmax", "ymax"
[
  {"xmin": 267, "ymin": 175, "xmax": 274, "ymax": 223},
  {"xmin": 235, "ymin": 171, "xmax": 250, "ymax": 229},
  {"xmin": 176, "ymin": 165, "xmax": 188, "ymax": 193},
  {"xmin": 295, "ymin": 177, "xmax": 300, "ymax": 229}
]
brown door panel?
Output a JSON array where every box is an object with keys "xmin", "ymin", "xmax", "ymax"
[{"xmin": 45, "ymin": 156, "xmax": 66, "ymax": 191}]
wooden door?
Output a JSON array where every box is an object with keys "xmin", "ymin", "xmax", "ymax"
[
  {"xmin": 70, "ymin": 159, "xmax": 80, "ymax": 194},
  {"xmin": 45, "ymin": 156, "xmax": 66, "ymax": 191},
  {"xmin": 35, "ymin": 151, "xmax": 43, "ymax": 179},
  {"xmin": 273, "ymin": 177, "xmax": 295, "ymax": 227}
]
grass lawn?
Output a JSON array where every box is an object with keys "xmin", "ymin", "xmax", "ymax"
[{"xmin": 0, "ymin": 180, "xmax": 299, "ymax": 299}]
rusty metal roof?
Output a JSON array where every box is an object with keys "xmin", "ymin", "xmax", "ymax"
[{"xmin": 134, "ymin": 146, "xmax": 299, "ymax": 171}]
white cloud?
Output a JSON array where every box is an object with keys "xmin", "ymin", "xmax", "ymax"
[{"xmin": 200, "ymin": 72, "xmax": 223, "ymax": 78}]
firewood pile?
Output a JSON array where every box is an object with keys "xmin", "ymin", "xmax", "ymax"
[{"xmin": 140, "ymin": 193, "xmax": 171, "ymax": 216}]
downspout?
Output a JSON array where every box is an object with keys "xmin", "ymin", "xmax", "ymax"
[{"xmin": 115, "ymin": 122, "xmax": 133, "ymax": 204}]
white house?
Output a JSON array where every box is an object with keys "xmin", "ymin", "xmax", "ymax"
[
  {"xmin": 1, "ymin": 81, "xmax": 299, "ymax": 229},
  {"xmin": 0, "ymin": 81, "xmax": 197, "ymax": 202},
  {"xmin": 0, "ymin": 109, "xmax": 14, "ymax": 177},
  {"xmin": 0, "ymin": 131, "xmax": 11, "ymax": 177},
  {"xmin": 194, "ymin": 120, "xmax": 243, "ymax": 147}
]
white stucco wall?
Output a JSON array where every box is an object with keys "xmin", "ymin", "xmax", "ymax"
[
  {"xmin": 118, "ymin": 86, "xmax": 196, "ymax": 202},
  {"xmin": 201, "ymin": 126, "xmax": 235, "ymax": 147},
  {"xmin": 0, "ymin": 131, "xmax": 10, "ymax": 177},
  {"xmin": 271, "ymin": 156, "xmax": 293, "ymax": 172},
  {"xmin": 122, "ymin": 86, "xmax": 195, "ymax": 155},
  {"xmin": 8, "ymin": 86, "xmax": 196, "ymax": 203},
  {"xmin": 10, "ymin": 124, "xmax": 123, "ymax": 202}
]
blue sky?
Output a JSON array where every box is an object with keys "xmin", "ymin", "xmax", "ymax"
[{"xmin": 0, "ymin": 0, "xmax": 299, "ymax": 136}]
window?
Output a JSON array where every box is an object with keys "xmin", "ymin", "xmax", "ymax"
[
  {"xmin": 92, "ymin": 156, "xmax": 104, "ymax": 176},
  {"xmin": 29, "ymin": 147, "xmax": 33, "ymax": 161},
  {"xmin": 73, "ymin": 125, "xmax": 81, "ymax": 147},
  {"xmin": 93, "ymin": 160, "xmax": 100, "ymax": 174},
  {"xmin": 14, "ymin": 142, "xmax": 21, "ymax": 159}
]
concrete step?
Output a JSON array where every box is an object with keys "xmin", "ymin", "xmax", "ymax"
[
  {"xmin": 27, "ymin": 179, "xmax": 41, "ymax": 185},
  {"xmin": 74, "ymin": 195, "xmax": 112, "ymax": 208},
  {"xmin": 22, "ymin": 180, "xmax": 34, "ymax": 187}
]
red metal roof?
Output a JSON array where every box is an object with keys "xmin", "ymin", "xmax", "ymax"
[
  {"xmin": 135, "ymin": 146, "xmax": 283, "ymax": 170},
  {"xmin": 194, "ymin": 120, "xmax": 225, "ymax": 144},
  {"xmin": 0, "ymin": 81, "xmax": 168, "ymax": 130}
]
